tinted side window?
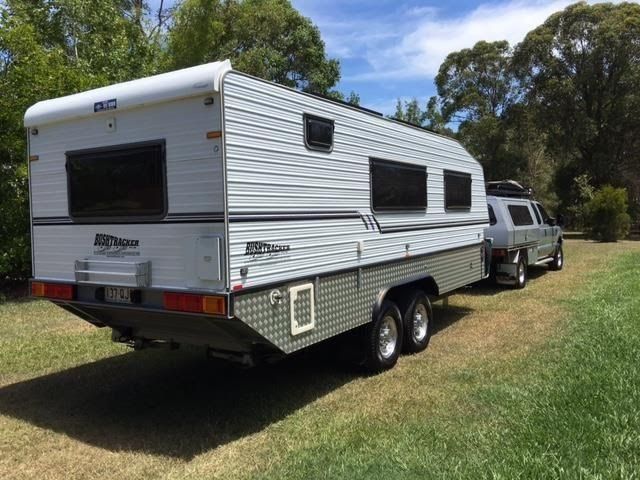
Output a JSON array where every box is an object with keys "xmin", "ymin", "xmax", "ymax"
[
  {"xmin": 370, "ymin": 158, "xmax": 427, "ymax": 211},
  {"xmin": 304, "ymin": 114, "xmax": 334, "ymax": 151},
  {"xmin": 488, "ymin": 204, "xmax": 497, "ymax": 226},
  {"xmin": 508, "ymin": 204, "xmax": 534, "ymax": 226},
  {"xmin": 444, "ymin": 170, "xmax": 472, "ymax": 210},
  {"xmin": 532, "ymin": 203, "xmax": 542, "ymax": 224},
  {"xmin": 536, "ymin": 203, "xmax": 551, "ymax": 223},
  {"xmin": 67, "ymin": 140, "xmax": 166, "ymax": 220}
]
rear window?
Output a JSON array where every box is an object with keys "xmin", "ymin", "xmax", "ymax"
[
  {"xmin": 66, "ymin": 140, "xmax": 166, "ymax": 220},
  {"xmin": 507, "ymin": 204, "xmax": 534, "ymax": 226}
]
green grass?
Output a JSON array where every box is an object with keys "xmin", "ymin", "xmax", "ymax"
[
  {"xmin": 255, "ymin": 250, "xmax": 640, "ymax": 479},
  {"xmin": 0, "ymin": 241, "xmax": 639, "ymax": 479}
]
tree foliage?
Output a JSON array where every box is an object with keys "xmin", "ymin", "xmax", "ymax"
[
  {"xmin": 392, "ymin": 98, "xmax": 426, "ymax": 126},
  {"xmin": 165, "ymin": 0, "xmax": 340, "ymax": 94},
  {"xmin": 585, "ymin": 185, "xmax": 631, "ymax": 242},
  {"xmin": 0, "ymin": 0, "xmax": 158, "ymax": 280},
  {"xmin": 428, "ymin": 2, "xmax": 640, "ymax": 220},
  {"xmin": 0, "ymin": 0, "xmax": 349, "ymax": 280},
  {"xmin": 514, "ymin": 1, "xmax": 640, "ymax": 211}
]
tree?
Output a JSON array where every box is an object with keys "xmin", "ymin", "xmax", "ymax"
[
  {"xmin": 391, "ymin": 98, "xmax": 426, "ymax": 126},
  {"xmin": 585, "ymin": 185, "xmax": 631, "ymax": 242},
  {"xmin": 514, "ymin": 2, "xmax": 640, "ymax": 212},
  {"xmin": 165, "ymin": 0, "xmax": 340, "ymax": 94},
  {"xmin": 0, "ymin": 0, "xmax": 160, "ymax": 280},
  {"xmin": 428, "ymin": 40, "xmax": 522, "ymax": 181}
]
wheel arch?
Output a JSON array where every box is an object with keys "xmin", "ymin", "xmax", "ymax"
[{"xmin": 372, "ymin": 274, "xmax": 439, "ymax": 320}]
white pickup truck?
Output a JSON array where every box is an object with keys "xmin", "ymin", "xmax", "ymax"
[{"xmin": 485, "ymin": 181, "xmax": 564, "ymax": 288}]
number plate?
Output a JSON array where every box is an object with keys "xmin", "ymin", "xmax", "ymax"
[{"xmin": 104, "ymin": 286, "xmax": 132, "ymax": 304}]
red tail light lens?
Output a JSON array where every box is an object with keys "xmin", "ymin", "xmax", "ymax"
[
  {"xmin": 31, "ymin": 282, "xmax": 75, "ymax": 300},
  {"xmin": 163, "ymin": 292, "xmax": 226, "ymax": 316}
]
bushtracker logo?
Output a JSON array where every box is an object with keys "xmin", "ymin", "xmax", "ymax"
[
  {"xmin": 244, "ymin": 241, "xmax": 290, "ymax": 258},
  {"xmin": 93, "ymin": 233, "xmax": 140, "ymax": 257}
]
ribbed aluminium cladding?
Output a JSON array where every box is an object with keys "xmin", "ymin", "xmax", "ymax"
[{"xmin": 222, "ymin": 72, "xmax": 489, "ymax": 290}]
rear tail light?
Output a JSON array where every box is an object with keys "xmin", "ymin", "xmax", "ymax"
[
  {"xmin": 31, "ymin": 282, "xmax": 75, "ymax": 300},
  {"xmin": 492, "ymin": 249, "xmax": 507, "ymax": 257},
  {"xmin": 163, "ymin": 292, "xmax": 226, "ymax": 316}
]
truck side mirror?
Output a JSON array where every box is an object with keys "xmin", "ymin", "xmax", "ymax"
[{"xmin": 547, "ymin": 217, "xmax": 557, "ymax": 227}]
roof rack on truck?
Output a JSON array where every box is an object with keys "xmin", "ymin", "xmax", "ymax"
[{"xmin": 486, "ymin": 180, "xmax": 532, "ymax": 198}]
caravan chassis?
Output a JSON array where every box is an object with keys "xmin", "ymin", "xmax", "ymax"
[{"xmin": 38, "ymin": 241, "xmax": 486, "ymax": 367}]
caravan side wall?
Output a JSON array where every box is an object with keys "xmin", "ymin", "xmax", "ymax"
[
  {"xmin": 29, "ymin": 95, "xmax": 226, "ymax": 291},
  {"xmin": 222, "ymin": 72, "xmax": 488, "ymax": 353}
]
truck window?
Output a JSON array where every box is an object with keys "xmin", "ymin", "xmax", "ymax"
[
  {"xmin": 536, "ymin": 202, "xmax": 551, "ymax": 223},
  {"xmin": 507, "ymin": 204, "xmax": 534, "ymax": 226},
  {"xmin": 444, "ymin": 170, "xmax": 471, "ymax": 210},
  {"xmin": 531, "ymin": 203, "xmax": 542, "ymax": 224},
  {"xmin": 488, "ymin": 204, "xmax": 497, "ymax": 225},
  {"xmin": 370, "ymin": 158, "xmax": 427, "ymax": 211},
  {"xmin": 66, "ymin": 140, "xmax": 166, "ymax": 220},
  {"xmin": 304, "ymin": 114, "xmax": 334, "ymax": 151}
]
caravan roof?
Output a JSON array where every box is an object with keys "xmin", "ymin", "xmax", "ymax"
[{"xmin": 24, "ymin": 60, "xmax": 232, "ymax": 127}]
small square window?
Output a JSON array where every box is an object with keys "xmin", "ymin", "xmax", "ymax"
[
  {"xmin": 444, "ymin": 170, "xmax": 472, "ymax": 210},
  {"xmin": 304, "ymin": 114, "xmax": 334, "ymax": 151}
]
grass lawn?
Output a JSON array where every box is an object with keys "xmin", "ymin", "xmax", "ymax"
[{"xmin": 0, "ymin": 239, "xmax": 639, "ymax": 479}]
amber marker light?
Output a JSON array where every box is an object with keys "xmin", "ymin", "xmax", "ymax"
[
  {"xmin": 31, "ymin": 282, "xmax": 74, "ymax": 300},
  {"xmin": 206, "ymin": 131, "xmax": 222, "ymax": 139}
]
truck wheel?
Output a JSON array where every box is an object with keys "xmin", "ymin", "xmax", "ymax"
[
  {"xmin": 363, "ymin": 300, "xmax": 403, "ymax": 373},
  {"xmin": 402, "ymin": 291, "xmax": 432, "ymax": 354},
  {"xmin": 514, "ymin": 255, "xmax": 527, "ymax": 289},
  {"xmin": 549, "ymin": 244, "xmax": 564, "ymax": 271}
]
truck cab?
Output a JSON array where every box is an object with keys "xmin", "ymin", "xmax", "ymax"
[{"xmin": 485, "ymin": 181, "xmax": 563, "ymax": 288}]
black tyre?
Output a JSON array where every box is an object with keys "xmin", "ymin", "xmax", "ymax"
[
  {"xmin": 363, "ymin": 300, "xmax": 403, "ymax": 373},
  {"xmin": 514, "ymin": 254, "xmax": 527, "ymax": 289},
  {"xmin": 402, "ymin": 291, "xmax": 433, "ymax": 354},
  {"xmin": 549, "ymin": 244, "xmax": 564, "ymax": 271}
]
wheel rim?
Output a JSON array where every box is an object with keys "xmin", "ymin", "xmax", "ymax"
[
  {"xmin": 557, "ymin": 249, "xmax": 563, "ymax": 267},
  {"xmin": 518, "ymin": 262, "xmax": 525, "ymax": 284},
  {"xmin": 412, "ymin": 304, "xmax": 428, "ymax": 342},
  {"xmin": 378, "ymin": 315, "xmax": 398, "ymax": 359}
]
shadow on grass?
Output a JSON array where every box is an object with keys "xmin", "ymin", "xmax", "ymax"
[
  {"xmin": 0, "ymin": 298, "xmax": 475, "ymax": 460},
  {"xmin": 432, "ymin": 303, "xmax": 474, "ymax": 334},
  {"xmin": 0, "ymin": 346, "xmax": 359, "ymax": 459}
]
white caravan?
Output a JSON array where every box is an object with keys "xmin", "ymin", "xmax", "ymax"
[{"xmin": 25, "ymin": 61, "xmax": 490, "ymax": 372}]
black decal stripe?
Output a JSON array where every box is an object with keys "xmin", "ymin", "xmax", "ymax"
[
  {"xmin": 379, "ymin": 220, "xmax": 488, "ymax": 233},
  {"xmin": 370, "ymin": 215, "xmax": 382, "ymax": 231},
  {"xmin": 229, "ymin": 213, "xmax": 361, "ymax": 222}
]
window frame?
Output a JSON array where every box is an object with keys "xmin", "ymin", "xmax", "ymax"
[
  {"xmin": 531, "ymin": 202, "xmax": 543, "ymax": 225},
  {"xmin": 65, "ymin": 139, "xmax": 168, "ymax": 223},
  {"xmin": 535, "ymin": 202, "xmax": 551, "ymax": 224},
  {"xmin": 444, "ymin": 170, "xmax": 472, "ymax": 211},
  {"xmin": 303, "ymin": 113, "xmax": 334, "ymax": 152},
  {"xmin": 369, "ymin": 158, "xmax": 428, "ymax": 213}
]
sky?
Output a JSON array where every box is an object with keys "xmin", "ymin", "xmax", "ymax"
[{"xmin": 149, "ymin": 0, "xmax": 635, "ymax": 115}]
